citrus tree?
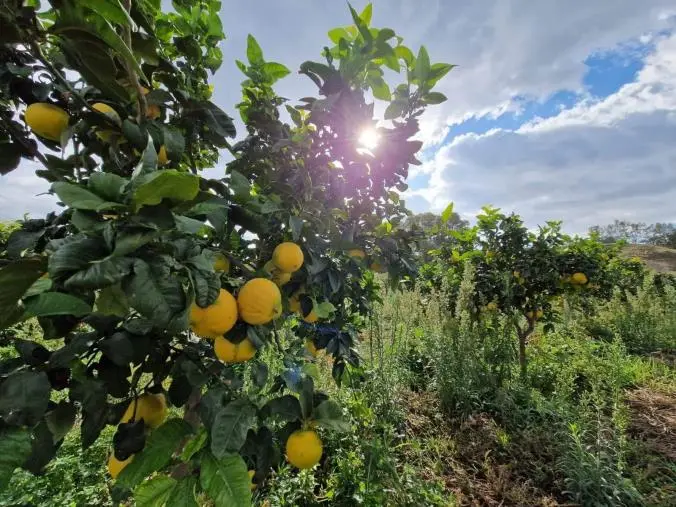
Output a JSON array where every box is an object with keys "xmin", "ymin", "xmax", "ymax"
[
  {"xmin": 421, "ymin": 206, "xmax": 621, "ymax": 378},
  {"xmin": 0, "ymin": 1, "xmax": 451, "ymax": 504}
]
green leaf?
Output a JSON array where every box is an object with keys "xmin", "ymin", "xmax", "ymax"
[
  {"xmin": 423, "ymin": 92, "xmax": 447, "ymax": 105},
  {"xmin": 95, "ymin": 283, "xmax": 130, "ymax": 316},
  {"xmin": 0, "ymin": 371, "xmax": 50, "ymax": 426},
  {"xmin": 348, "ymin": 3, "xmax": 372, "ymax": 42},
  {"xmin": 112, "ymin": 229, "xmax": 159, "ymax": 256},
  {"xmin": 23, "ymin": 292, "xmax": 92, "ymax": 318},
  {"xmin": 64, "ymin": 256, "xmax": 133, "ymax": 290},
  {"xmin": 328, "ymin": 27, "xmax": 351, "ymax": 44},
  {"xmin": 414, "ymin": 46, "xmax": 431, "ymax": 84},
  {"xmin": 117, "ymin": 419, "xmax": 193, "ymax": 489},
  {"xmin": 132, "ymin": 170, "xmax": 200, "ymax": 211},
  {"xmin": 124, "ymin": 259, "xmax": 189, "ymax": 333},
  {"xmin": 314, "ymin": 301, "xmax": 336, "ymax": 319},
  {"xmin": 369, "ymin": 77, "xmax": 391, "ymax": 101},
  {"xmin": 52, "ymin": 182, "xmax": 107, "ymax": 210},
  {"xmin": 132, "ymin": 135, "xmax": 158, "ymax": 179},
  {"xmin": 162, "ymin": 128, "xmax": 185, "ymax": 160},
  {"xmin": 88, "ymin": 172, "xmax": 128, "ymax": 202},
  {"xmin": 180, "ymin": 427, "xmax": 207, "ymax": 462},
  {"xmin": 313, "ymin": 400, "xmax": 350, "ymax": 432},
  {"xmin": 441, "ymin": 202, "xmax": 455, "ymax": 224},
  {"xmin": 210, "ymin": 400, "xmax": 256, "ymax": 458},
  {"xmin": 88, "ymin": 16, "xmax": 149, "ymax": 84},
  {"xmin": 289, "ymin": 216, "xmax": 303, "ymax": 241},
  {"xmin": 395, "ymin": 45, "xmax": 415, "ymax": 66},
  {"xmin": 384, "ymin": 100, "xmax": 406, "ymax": 120},
  {"xmin": 428, "ymin": 62, "xmax": 456, "ymax": 86},
  {"xmin": 200, "ymin": 453, "xmax": 251, "ymax": 507},
  {"xmin": 261, "ymin": 62, "xmax": 290, "ymax": 83},
  {"xmin": 81, "ymin": 0, "xmax": 135, "ymax": 28},
  {"xmin": 246, "ymin": 34, "xmax": 264, "ymax": 64},
  {"xmin": 359, "ymin": 3, "xmax": 373, "ymax": 25},
  {"xmin": 262, "ymin": 395, "xmax": 302, "ymax": 422},
  {"xmin": 45, "ymin": 402, "xmax": 77, "ymax": 442},
  {"xmin": 0, "ymin": 259, "xmax": 45, "ymax": 328},
  {"xmin": 0, "ymin": 142, "xmax": 22, "ymax": 175},
  {"xmin": 48, "ymin": 235, "xmax": 108, "ymax": 280},
  {"xmin": 167, "ymin": 477, "xmax": 198, "ymax": 507},
  {"xmin": 134, "ymin": 475, "xmax": 177, "ymax": 507},
  {"xmin": 228, "ymin": 170, "xmax": 251, "ymax": 202},
  {"xmin": 99, "ymin": 332, "xmax": 134, "ymax": 366},
  {"xmin": 0, "ymin": 429, "xmax": 32, "ymax": 491}
]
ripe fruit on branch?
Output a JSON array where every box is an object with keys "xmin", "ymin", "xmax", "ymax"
[
  {"xmin": 25, "ymin": 103, "xmax": 69, "ymax": 142},
  {"xmin": 286, "ymin": 429, "xmax": 323, "ymax": 469},
  {"xmin": 190, "ymin": 289, "xmax": 238, "ymax": 338},
  {"xmin": 237, "ymin": 278, "xmax": 282, "ymax": 325}
]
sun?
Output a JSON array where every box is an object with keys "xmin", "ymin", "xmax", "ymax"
[{"xmin": 358, "ymin": 128, "xmax": 380, "ymax": 150}]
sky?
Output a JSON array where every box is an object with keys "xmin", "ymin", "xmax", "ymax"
[{"xmin": 2, "ymin": 1, "xmax": 676, "ymax": 233}]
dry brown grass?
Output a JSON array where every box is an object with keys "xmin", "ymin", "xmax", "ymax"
[{"xmin": 622, "ymin": 244, "xmax": 676, "ymax": 273}]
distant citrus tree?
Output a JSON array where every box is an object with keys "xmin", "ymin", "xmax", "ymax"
[
  {"xmin": 0, "ymin": 1, "xmax": 451, "ymax": 504},
  {"xmin": 420, "ymin": 205, "xmax": 627, "ymax": 377}
]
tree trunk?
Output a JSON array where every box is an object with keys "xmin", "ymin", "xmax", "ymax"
[{"xmin": 518, "ymin": 331, "xmax": 528, "ymax": 380}]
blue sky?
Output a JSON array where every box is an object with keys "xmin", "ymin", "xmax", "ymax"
[{"xmin": 2, "ymin": 1, "xmax": 676, "ymax": 233}]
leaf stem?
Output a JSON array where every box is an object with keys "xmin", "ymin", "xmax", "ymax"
[{"xmin": 121, "ymin": 0, "xmax": 147, "ymax": 122}]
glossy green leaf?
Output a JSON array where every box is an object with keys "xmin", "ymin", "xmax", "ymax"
[
  {"xmin": 246, "ymin": 34, "xmax": 264, "ymax": 64},
  {"xmin": 200, "ymin": 453, "xmax": 251, "ymax": 507},
  {"xmin": 262, "ymin": 395, "xmax": 302, "ymax": 422},
  {"xmin": 423, "ymin": 92, "xmax": 447, "ymax": 105},
  {"xmin": 441, "ymin": 202, "xmax": 455, "ymax": 224},
  {"xmin": 52, "ymin": 182, "xmax": 107, "ymax": 211},
  {"xmin": 23, "ymin": 292, "xmax": 91, "ymax": 318},
  {"xmin": 210, "ymin": 399, "xmax": 256, "ymax": 458},
  {"xmin": 81, "ymin": 0, "xmax": 135, "ymax": 28},
  {"xmin": 117, "ymin": 419, "xmax": 193, "ymax": 489},
  {"xmin": 414, "ymin": 46, "xmax": 431, "ymax": 84},
  {"xmin": 88, "ymin": 172, "xmax": 128, "ymax": 202},
  {"xmin": 132, "ymin": 170, "xmax": 200, "ymax": 211},
  {"xmin": 167, "ymin": 477, "xmax": 198, "ymax": 507},
  {"xmin": 134, "ymin": 475, "xmax": 177, "ymax": 507},
  {"xmin": 0, "ymin": 259, "xmax": 45, "ymax": 328},
  {"xmin": 45, "ymin": 402, "xmax": 77, "ymax": 442},
  {"xmin": 313, "ymin": 400, "xmax": 350, "ymax": 432},
  {"xmin": 0, "ymin": 371, "xmax": 50, "ymax": 426}
]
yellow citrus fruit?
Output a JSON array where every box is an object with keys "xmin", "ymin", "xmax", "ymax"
[
  {"xmin": 120, "ymin": 393, "xmax": 167, "ymax": 429},
  {"xmin": 214, "ymin": 253, "xmax": 230, "ymax": 273},
  {"xmin": 248, "ymin": 470, "xmax": 256, "ymax": 491},
  {"xmin": 92, "ymin": 102, "xmax": 121, "ymax": 124},
  {"xmin": 92, "ymin": 103, "xmax": 121, "ymax": 143},
  {"xmin": 303, "ymin": 309, "xmax": 318, "ymax": 324},
  {"xmin": 286, "ymin": 429, "xmax": 323, "ymax": 469},
  {"xmin": 305, "ymin": 340, "xmax": 318, "ymax": 357},
  {"xmin": 25, "ymin": 103, "xmax": 69, "ymax": 142},
  {"xmin": 486, "ymin": 302, "xmax": 498, "ymax": 311},
  {"xmin": 347, "ymin": 249, "xmax": 366, "ymax": 260},
  {"xmin": 158, "ymin": 145, "xmax": 169, "ymax": 165},
  {"xmin": 264, "ymin": 260, "xmax": 292, "ymax": 287},
  {"xmin": 571, "ymin": 272, "xmax": 588, "ymax": 285},
  {"xmin": 272, "ymin": 242, "xmax": 304, "ymax": 273},
  {"xmin": 237, "ymin": 278, "xmax": 282, "ymax": 325},
  {"xmin": 214, "ymin": 336, "xmax": 256, "ymax": 363},
  {"xmin": 107, "ymin": 454, "xmax": 133, "ymax": 479},
  {"xmin": 190, "ymin": 289, "xmax": 238, "ymax": 338}
]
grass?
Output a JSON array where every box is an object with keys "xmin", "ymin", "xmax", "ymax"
[{"xmin": 1, "ymin": 273, "xmax": 674, "ymax": 506}]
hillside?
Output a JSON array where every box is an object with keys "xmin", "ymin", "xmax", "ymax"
[{"xmin": 622, "ymin": 244, "xmax": 676, "ymax": 273}]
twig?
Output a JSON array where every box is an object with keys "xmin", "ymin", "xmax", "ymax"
[{"xmin": 121, "ymin": 0, "xmax": 147, "ymax": 122}]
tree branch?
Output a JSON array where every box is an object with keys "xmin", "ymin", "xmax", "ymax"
[{"xmin": 121, "ymin": 0, "xmax": 147, "ymax": 122}]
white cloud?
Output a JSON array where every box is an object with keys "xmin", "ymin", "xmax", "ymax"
[
  {"xmin": 0, "ymin": 162, "xmax": 57, "ymax": 221},
  {"xmin": 412, "ymin": 32, "xmax": 676, "ymax": 232},
  {"xmin": 2, "ymin": 1, "xmax": 675, "ymax": 222}
]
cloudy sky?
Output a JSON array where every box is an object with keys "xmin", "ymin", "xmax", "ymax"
[{"xmin": 2, "ymin": 1, "xmax": 676, "ymax": 233}]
